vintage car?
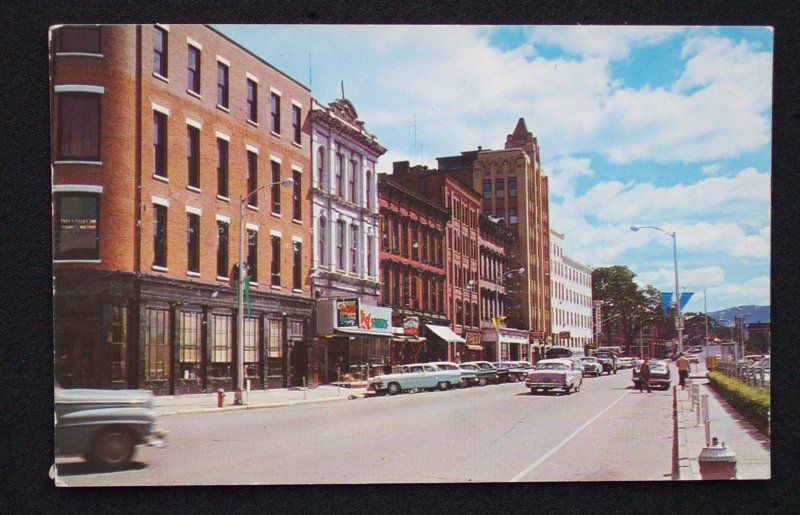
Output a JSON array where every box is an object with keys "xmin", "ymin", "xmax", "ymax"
[
  {"xmin": 594, "ymin": 351, "xmax": 618, "ymax": 375},
  {"xmin": 615, "ymin": 357, "xmax": 633, "ymax": 369},
  {"xmin": 367, "ymin": 363, "xmax": 459, "ymax": 395},
  {"xmin": 525, "ymin": 358, "xmax": 583, "ymax": 394},
  {"xmin": 55, "ymin": 384, "xmax": 167, "ymax": 468},
  {"xmin": 579, "ymin": 356, "xmax": 603, "ymax": 377},
  {"xmin": 502, "ymin": 361, "xmax": 533, "ymax": 381},
  {"xmin": 428, "ymin": 361, "xmax": 478, "ymax": 387},
  {"xmin": 464, "ymin": 361, "xmax": 508, "ymax": 386},
  {"xmin": 632, "ymin": 360, "xmax": 672, "ymax": 390},
  {"xmin": 493, "ymin": 362, "xmax": 525, "ymax": 382}
]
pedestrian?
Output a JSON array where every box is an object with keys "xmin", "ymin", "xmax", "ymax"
[
  {"xmin": 676, "ymin": 353, "xmax": 690, "ymax": 390},
  {"xmin": 639, "ymin": 358, "xmax": 652, "ymax": 393}
]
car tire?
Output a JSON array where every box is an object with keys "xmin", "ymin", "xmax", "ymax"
[
  {"xmin": 575, "ymin": 379, "xmax": 582, "ymax": 392},
  {"xmin": 563, "ymin": 384, "xmax": 572, "ymax": 395},
  {"xmin": 87, "ymin": 428, "xmax": 135, "ymax": 468},
  {"xmin": 438, "ymin": 381, "xmax": 450, "ymax": 391},
  {"xmin": 530, "ymin": 388, "xmax": 537, "ymax": 394},
  {"xmin": 387, "ymin": 382, "xmax": 401, "ymax": 396},
  {"xmin": 460, "ymin": 378, "xmax": 469, "ymax": 388},
  {"xmin": 478, "ymin": 377, "xmax": 488, "ymax": 387}
]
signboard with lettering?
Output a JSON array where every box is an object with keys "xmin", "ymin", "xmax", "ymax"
[
  {"xmin": 403, "ymin": 316, "xmax": 419, "ymax": 336},
  {"xmin": 337, "ymin": 299, "xmax": 359, "ymax": 328},
  {"xmin": 559, "ymin": 331, "xmax": 571, "ymax": 339},
  {"xmin": 357, "ymin": 304, "xmax": 392, "ymax": 333},
  {"xmin": 465, "ymin": 330, "xmax": 481, "ymax": 345},
  {"xmin": 530, "ymin": 330, "xmax": 544, "ymax": 338}
]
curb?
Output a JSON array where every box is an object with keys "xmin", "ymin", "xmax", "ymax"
[
  {"xmin": 157, "ymin": 392, "xmax": 365, "ymax": 417},
  {"xmin": 674, "ymin": 384, "xmax": 701, "ymax": 480}
]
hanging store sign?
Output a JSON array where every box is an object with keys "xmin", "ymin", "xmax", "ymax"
[
  {"xmin": 559, "ymin": 331, "xmax": 571, "ymax": 339},
  {"xmin": 403, "ymin": 316, "xmax": 420, "ymax": 336},
  {"xmin": 337, "ymin": 299, "xmax": 359, "ymax": 328},
  {"xmin": 530, "ymin": 330, "xmax": 544, "ymax": 338},
  {"xmin": 465, "ymin": 329, "xmax": 482, "ymax": 346},
  {"xmin": 358, "ymin": 303, "xmax": 392, "ymax": 333}
]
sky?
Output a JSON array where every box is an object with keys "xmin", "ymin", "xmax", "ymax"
[{"xmin": 216, "ymin": 24, "xmax": 773, "ymax": 313}]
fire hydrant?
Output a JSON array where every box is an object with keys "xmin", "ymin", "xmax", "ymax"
[
  {"xmin": 698, "ymin": 437, "xmax": 737, "ymax": 479},
  {"xmin": 217, "ymin": 388, "xmax": 225, "ymax": 407}
]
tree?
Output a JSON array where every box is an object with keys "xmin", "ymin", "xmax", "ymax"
[{"xmin": 592, "ymin": 266, "xmax": 663, "ymax": 348}]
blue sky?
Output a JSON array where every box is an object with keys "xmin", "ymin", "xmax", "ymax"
[{"xmin": 216, "ymin": 25, "xmax": 772, "ymax": 312}]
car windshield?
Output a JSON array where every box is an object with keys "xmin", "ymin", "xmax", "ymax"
[
  {"xmin": 649, "ymin": 363, "xmax": 666, "ymax": 370},
  {"xmin": 461, "ymin": 365, "xmax": 477, "ymax": 370},
  {"xmin": 478, "ymin": 363, "xmax": 493, "ymax": 369},
  {"xmin": 580, "ymin": 358, "xmax": 596, "ymax": 363},
  {"xmin": 537, "ymin": 363, "xmax": 568, "ymax": 371}
]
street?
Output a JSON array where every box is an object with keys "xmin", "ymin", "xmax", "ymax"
[{"xmin": 56, "ymin": 367, "xmax": 675, "ymax": 485}]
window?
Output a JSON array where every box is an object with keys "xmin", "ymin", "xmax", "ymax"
[
  {"xmin": 210, "ymin": 313, "xmax": 232, "ymax": 375},
  {"xmin": 243, "ymin": 317, "xmax": 259, "ymax": 374},
  {"xmin": 391, "ymin": 218, "xmax": 399, "ymax": 253},
  {"xmin": 144, "ymin": 308, "xmax": 170, "ymax": 380},
  {"xmin": 336, "ymin": 220, "xmax": 345, "ymax": 269},
  {"xmin": 367, "ymin": 235, "xmax": 374, "ymax": 276},
  {"xmin": 348, "ymin": 159, "xmax": 356, "ymax": 202},
  {"xmin": 153, "ymin": 111, "xmax": 167, "ymax": 178},
  {"xmin": 178, "ymin": 310, "xmax": 202, "ymax": 379},
  {"xmin": 392, "ymin": 269, "xmax": 400, "ymax": 305},
  {"xmin": 187, "ymin": 45, "xmax": 200, "ymax": 94},
  {"xmin": 247, "ymin": 78, "xmax": 257, "ymax": 122},
  {"xmin": 350, "ymin": 224, "xmax": 358, "ymax": 273},
  {"xmin": 153, "ymin": 204, "xmax": 167, "ymax": 267},
  {"xmin": 216, "ymin": 220, "xmax": 228, "ymax": 278},
  {"xmin": 217, "ymin": 62, "xmax": 229, "ymax": 108},
  {"xmin": 495, "ymin": 179, "xmax": 505, "ymax": 199},
  {"xmin": 482, "ymin": 180, "xmax": 492, "ymax": 199},
  {"xmin": 187, "ymin": 213, "xmax": 200, "ymax": 273},
  {"xmin": 153, "ymin": 26, "xmax": 167, "ymax": 77},
  {"xmin": 365, "ymin": 170, "xmax": 372, "ymax": 210},
  {"xmin": 247, "ymin": 150, "xmax": 258, "ymax": 207},
  {"xmin": 381, "ymin": 216, "xmax": 389, "ymax": 251},
  {"xmin": 509, "ymin": 207, "xmax": 518, "ymax": 225},
  {"xmin": 56, "ymin": 26, "xmax": 101, "ymax": 54},
  {"xmin": 267, "ymin": 319, "xmax": 284, "ymax": 358},
  {"xmin": 496, "ymin": 208, "xmax": 505, "ymax": 221},
  {"xmin": 58, "ymin": 93, "xmax": 100, "ymax": 161},
  {"xmin": 187, "ymin": 125, "xmax": 200, "ymax": 188},
  {"xmin": 216, "ymin": 138, "xmax": 228, "ymax": 197},
  {"xmin": 292, "ymin": 105, "xmax": 301, "ymax": 144},
  {"xmin": 271, "ymin": 235, "xmax": 281, "ymax": 286},
  {"xmin": 401, "ymin": 220, "xmax": 409, "ymax": 257},
  {"xmin": 317, "ymin": 146, "xmax": 325, "ymax": 187},
  {"xmin": 382, "ymin": 265, "xmax": 389, "ymax": 301},
  {"xmin": 508, "ymin": 179, "xmax": 517, "ymax": 198},
  {"xmin": 271, "ymin": 160, "xmax": 281, "ymax": 214},
  {"xmin": 54, "ymin": 193, "xmax": 99, "ymax": 260},
  {"xmin": 293, "ymin": 241, "xmax": 302, "ymax": 289},
  {"xmin": 247, "ymin": 229, "xmax": 257, "ymax": 282},
  {"xmin": 335, "ymin": 152, "xmax": 344, "ymax": 197},
  {"xmin": 292, "ymin": 170, "xmax": 302, "ymax": 221},
  {"xmin": 319, "ymin": 216, "xmax": 327, "ymax": 266},
  {"xmin": 270, "ymin": 93, "xmax": 281, "ymax": 133},
  {"xmin": 412, "ymin": 225, "xmax": 419, "ymax": 261}
]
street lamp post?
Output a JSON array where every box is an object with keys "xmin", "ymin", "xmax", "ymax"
[
  {"xmin": 495, "ymin": 268, "xmax": 525, "ymax": 361},
  {"xmin": 235, "ymin": 177, "xmax": 294, "ymax": 404},
  {"xmin": 630, "ymin": 225, "xmax": 683, "ymax": 354}
]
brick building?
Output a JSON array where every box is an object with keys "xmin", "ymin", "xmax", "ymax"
[
  {"xmin": 51, "ymin": 24, "xmax": 313, "ymax": 394},
  {"xmin": 377, "ymin": 174, "xmax": 450, "ymax": 364},
  {"xmin": 387, "ymin": 162, "xmax": 482, "ymax": 362},
  {"xmin": 437, "ymin": 118, "xmax": 552, "ymax": 353},
  {"xmin": 550, "ymin": 229, "xmax": 593, "ymax": 356}
]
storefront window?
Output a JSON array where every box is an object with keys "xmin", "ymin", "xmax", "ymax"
[
  {"xmin": 210, "ymin": 313, "xmax": 232, "ymax": 377},
  {"xmin": 267, "ymin": 319, "xmax": 284, "ymax": 358},
  {"xmin": 144, "ymin": 307, "xmax": 170, "ymax": 381},
  {"xmin": 500, "ymin": 342, "xmax": 509, "ymax": 361},
  {"xmin": 105, "ymin": 306, "xmax": 127, "ymax": 384},
  {"xmin": 178, "ymin": 310, "xmax": 202, "ymax": 380},
  {"xmin": 244, "ymin": 316, "xmax": 259, "ymax": 376}
]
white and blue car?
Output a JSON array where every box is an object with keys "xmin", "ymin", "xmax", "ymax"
[{"xmin": 367, "ymin": 363, "xmax": 460, "ymax": 395}]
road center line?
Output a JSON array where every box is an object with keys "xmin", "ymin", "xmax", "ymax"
[{"xmin": 509, "ymin": 389, "xmax": 632, "ymax": 482}]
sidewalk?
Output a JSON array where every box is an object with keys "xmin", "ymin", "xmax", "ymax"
[
  {"xmin": 154, "ymin": 384, "xmax": 367, "ymax": 417},
  {"xmin": 674, "ymin": 362, "xmax": 770, "ymax": 480}
]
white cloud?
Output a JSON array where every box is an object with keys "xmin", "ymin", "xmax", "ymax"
[
  {"xmin": 634, "ymin": 266, "xmax": 726, "ymax": 290},
  {"xmin": 708, "ymin": 275, "xmax": 770, "ymax": 307},
  {"xmin": 526, "ymin": 25, "xmax": 686, "ymax": 60},
  {"xmin": 547, "ymin": 156, "xmax": 594, "ymax": 199},
  {"xmin": 701, "ymin": 164, "xmax": 721, "ymax": 175}
]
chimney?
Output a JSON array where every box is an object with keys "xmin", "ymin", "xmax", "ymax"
[{"xmin": 393, "ymin": 160, "xmax": 410, "ymax": 175}]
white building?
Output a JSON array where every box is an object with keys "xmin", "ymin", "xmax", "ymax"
[
  {"xmin": 310, "ymin": 98, "xmax": 386, "ymax": 303},
  {"xmin": 550, "ymin": 229, "xmax": 593, "ymax": 355}
]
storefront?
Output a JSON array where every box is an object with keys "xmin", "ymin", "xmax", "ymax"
[
  {"xmin": 424, "ymin": 324, "xmax": 464, "ymax": 362},
  {"xmin": 481, "ymin": 328, "xmax": 530, "ymax": 362},
  {"xmin": 460, "ymin": 329, "xmax": 484, "ymax": 362},
  {"xmin": 313, "ymin": 299, "xmax": 394, "ymax": 384}
]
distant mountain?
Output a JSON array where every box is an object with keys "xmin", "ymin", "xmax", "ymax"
[{"xmin": 707, "ymin": 305, "xmax": 770, "ymax": 326}]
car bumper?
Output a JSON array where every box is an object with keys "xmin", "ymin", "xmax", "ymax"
[
  {"xmin": 633, "ymin": 378, "xmax": 670, "ymax": 386},
  {"xmin": 146, "ymin": 428, "xmax": 168, "ymax": 448},
  {"xmin": 526, "ymin": 381, "xmax": 566, "ymax": 388}
]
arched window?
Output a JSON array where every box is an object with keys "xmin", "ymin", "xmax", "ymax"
[
  {"xmin": 319, "ymin": 216, "xmax": 327, "ymax": 266},
  {"xmin": 317, "ymin": 146, "xmax": 325, "ymax": 188}
]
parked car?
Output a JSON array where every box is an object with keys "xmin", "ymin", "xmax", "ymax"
[
  {"xmin": 428, "ymin": 361, "xmax": 477, "ymax": 387},
  {"xmin": 594, "ymin": 351, "xmax": 618, "ymax": 375},
  {"xmin": 462, "ymin": 361, "xmax": 504, "ymax": 384},
  {"xmin": 632, "ymin": 360, "xmax": 671, "ymax": 390},
  {"xmin": 55, "ymin": 384, "xmax": 167, "ymax": 468},
  {"xmin": 495, "ymin": 361, "xmax": 531, "ymax": 382},
  {"xmin": 565, "ymin": 357, "xmax": 585, "ymax": 377},
  {"xmin": 579, "ymin": 357, "xmax": 603, "ymax": 377},
  {"xmin": 749, "ymin": 356, "xmax": 770, "ymax": 383},
  {"xmin": 615, "ymin": 357, "xmax": 634, "ymax": 369},
  {"xmin": 368, "ymin": 363, "xmax": 459, "ymax": 395},
  {"xmin": 525, "ymin": 359, "xmax": 583, "ymax": 394}
]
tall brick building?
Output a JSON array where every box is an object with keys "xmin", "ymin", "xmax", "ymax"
[
  {"xmin": 437, "ymin": 118, "xmax": 552, "ymax": 352},
  {"xmin": 51, "ymin": 24, "xmax": 313, "ymax": 394}
]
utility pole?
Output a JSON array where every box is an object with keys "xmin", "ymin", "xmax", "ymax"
[{"xmin": 703, "ymin": 289, "xmax": 709, "ymax": 348}]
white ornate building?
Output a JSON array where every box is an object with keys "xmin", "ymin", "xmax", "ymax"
[
  {"xmin": 550, "ymin": 229, "xmax": 593, "ymax": 355},
  {"xmin": 310, "ymin": 98, "xmax": 386, "ymax": 302}
]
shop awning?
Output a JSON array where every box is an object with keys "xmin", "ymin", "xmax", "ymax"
[
  {"xmin": 425, "ymin": 324, "xmax": 466, "ymax": 343},
  {"xmin": 335, "ymin": 328, "xmax": 395, "ymax": 338},
  {"xmin": 466, "ymin": 344, "xmax": 483, "ymax": 351}
]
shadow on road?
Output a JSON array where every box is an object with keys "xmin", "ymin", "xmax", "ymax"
[{"xmin": 55, "ymin": 461, "xmax": 147, "ymax": 476}]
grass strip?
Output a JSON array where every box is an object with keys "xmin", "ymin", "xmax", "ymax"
[{"xmin": 707, "ymin": 371, "xmax": 770, "ymax": 435}]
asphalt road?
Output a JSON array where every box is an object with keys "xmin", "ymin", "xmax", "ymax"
[{"xmin": 56, "ymin": 367, "xmax": 676, "ymax": 485}]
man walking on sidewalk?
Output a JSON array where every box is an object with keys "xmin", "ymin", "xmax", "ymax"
[
  {"xmin": 639, "ymin": 359, "xmax": 652, "ymax": 393},
  {"xmin": 676, "ymin": 353, "xmax": 690, "ymax": 390}
]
